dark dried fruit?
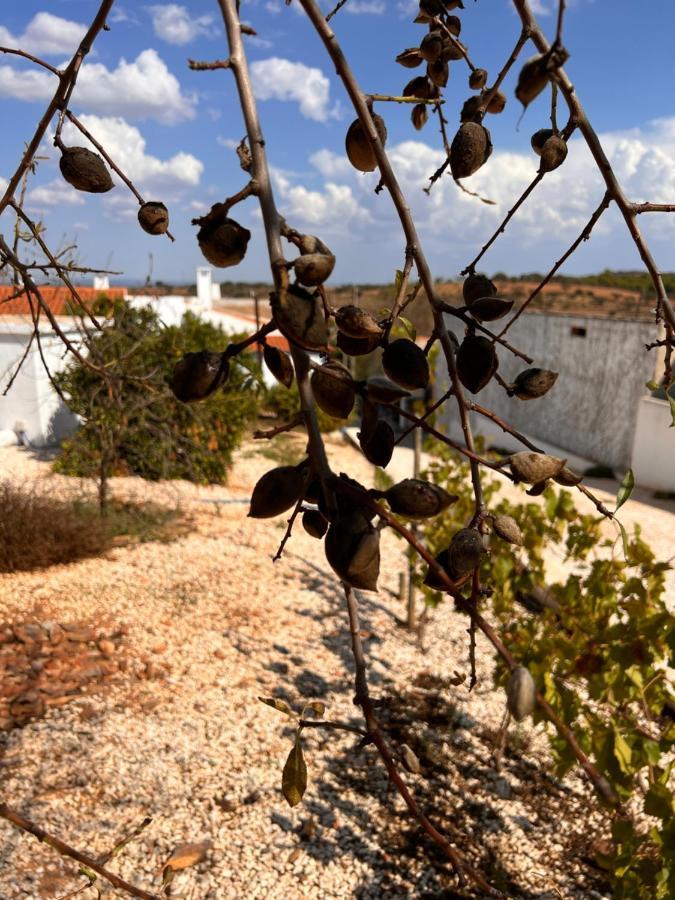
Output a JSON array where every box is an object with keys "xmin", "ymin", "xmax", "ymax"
[
  {"xmin": 311, "ymin": 360, "xmax": 355, "ymax": 419},
  {"xmin": 420, "ymin": 30, "xmax": 444, "ymax": 63},
  {"xmin": 400, "ymin": 744, "xmax": 421, "ymax": 774},
  {"xmin": 448, "ymin": 527, "xmax": 485, "ymax": 577},
  {"xmin": 469, "ymin": 68, "xmax": 488, "ymax": 90},
  {"xmin": 427, "ymin": 58, "xmax": 449, "ymax": 89},
  {"xmin": 59, "ymin": 146, "xmax": 113, "ymax": 193},
  {"xmin": 485, "ymin": 90, "xmax": 506, "ymax": 114},
  {"xmin": 450, "ymin": 123, "xmax": 492, "ymax": 179},
  {"xmin": 382, "ymin": 338, "xmax": 429, "ymax": 391},
  {"xmin": 297, "ymin": 233, "xmax": 332, "ymax": 255},
  {"xmin": 345, "ymin": 114, "xmax": 387, "ymax": 173},
  {"xmin": 468, "ymin": 296, "xmax": 513, "ymax": 322},
  {"xmin": 403, "ymin": 75, "xmax": 434, "ymax": 100},
  {"xmin": 457, "ymin": 335, "xmax": 498, "ymax": 394},
  {"xmin": 515, "ymin": 55, "xmax": 549, "ymax": 109},
  {"xmin": 509, "ymin": 451, "xmax": 566, "ymax": 484},
  {"xmin": 507, "ymin": 666, "xmax": 536, "ymax": 721},
  {"xmin": 196, "ymin": 206, "xmax": 251, "ymax": 268},
  {"xmin": 554, "ymin": 466, "xmax": 583, "ymax": 486},
  {"xmin": 446, "ymin": 14, "xmax": 461, "ymax": 36},
  {"xmin": 411, "ymin": 103, "xmax": 429, "ymax": 131},
  {"xmin": 138, "ymin": 201, "xmax": 169, "ymax": 235},
  {"xmin": 325, "ymin": 512, "xmax": 380, "ymax": 591},
  {"xmin": 492, "ymin": 514, "xmax": 523, "ymax": 545},
  {"xmin": 526, "ymin": 480, "xmax": 549, "ymax": 496},
  {"xmin": 273, "ymin": 285, "xmax": 328, "ymax": 351},
  {"xmin": 294, "ymin": 252, "xmax": 335, "ymax": 287},
  {"xmin": 385, "ymin": 479, "xmax": 457, "ymax": 519},
  {"xmin": 423, "ymin": 549, "xmax": 454, "ymax": 590},
  {"xmin": 359, "ymin": 419, "xmax": 394, "ymax": 468},
  {"xmin": 460, "ymin": 95, "xmax": 482, "ymax": 124},
  {"xmin": 463, "ymin": 272, "xmax": 497, "ymax": 306},
  {"xmin": 540, "ymin": 135, "xmax": 568, "ymax": 172},
  {"xmin": 531, "ymin": 128, "xmax": 554, "ymax": 155},
  {"xmin": 396, "ymin": 47, "xmax": 424, "ymax": 69},
  {"xmin": 249, "ymin": 465, "xmax": 305, "ymax": 519},
  {"xmin": 365, "ymin": 376, "xmax": 410, "ymax": 405},
  {"xmin": 335, "ymin": 305, "xmax": 383, "ymax": 340},
  {"xmin": 263, "ymin": 344, "xmax": 294, "ymax": 389},
  {"xmin": 337, "ymin": 330, "xmax": 381, "ymax": 357},
  {"xmin": 510, "ymin": 368, "xmax": 558, "ymax": 400},
  {"xmin": 169, "ymin": 351, "xmax": 227, "ymax": 403},
  {"xmin": 302, "ymin": 509, "xmax": 328, "ymax": 539}
]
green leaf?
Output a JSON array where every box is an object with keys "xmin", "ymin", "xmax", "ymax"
[
  {"xmin": 667, "ymin": 391, "xmax": 675, "ymax": 428},
  {"xmin": 397, "ymin": 316, "xmax": 416, "ymax": 341},
  {"xmin": 258, "ymin": 696, "xmax": 294, "ymax": 716},
  {"xmin": 302, "ymin": 700, "xmax": 326, "ymax": 719},
  {"xmin": 282, "ymin": 735, "xmax": 307, "ymax": 807},
  {"xmin": 615, "ymin": 469, "xmax": 634, "ymax": 512},
  {"xmin": 394, "ymin": 269, "xmax": 404, "ymax": 294},
  {"xmin": 613, "ymin": 728, "xmax": 633, "ymax": 774},
  {"xmin": 618, "ymin": 521, "xmax": 630, "ymax": 560},
  {"xmin": 644, "ymin": 782, "xmax": 675, "ymax": 820},
  {"xmin": 646, "ymin": 380, "xmax": 659, "ymax": 391}
]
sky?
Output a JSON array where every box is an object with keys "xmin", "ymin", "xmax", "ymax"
[{"xmin": 0, "ymin": 0, "xmax": 674, "ymax": 286}]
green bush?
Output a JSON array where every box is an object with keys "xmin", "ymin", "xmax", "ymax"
[
  {"xmin": 54, "ymin": 304, "xmax": 260, "ymax": 490},
  {"xmin": 414, "ymin": 440, "xmax": 674, "ymax": 899}
]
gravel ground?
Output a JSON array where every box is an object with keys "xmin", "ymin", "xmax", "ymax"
[{"xmin": 0, "ymin": 436, "xmax": 632, "ymax": 899}]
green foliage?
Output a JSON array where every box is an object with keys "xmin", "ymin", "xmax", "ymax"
[
  {"xmin": 54, "ymin": 304, "xmax": 260, "ymax": 486},
  {"xmin": 415, "ymin": 440, "xmax": 674, "ymax": 899}
]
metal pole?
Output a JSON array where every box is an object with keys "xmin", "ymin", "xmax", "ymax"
[{"xmin": 406, "ymin": 412, "xmax": 422, "ymax": 630}]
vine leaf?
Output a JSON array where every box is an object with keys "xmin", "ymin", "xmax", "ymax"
[
  {"xmin": 615, "ymin": 469, "xmax": 634, "ymax": 513},
  {"xmin": 282, "ymin": 735, "xmax": 307, "ymax": 807},
  {"xmin": 258, "ymin": 696, "xmax": 294, "ymax": 716}
]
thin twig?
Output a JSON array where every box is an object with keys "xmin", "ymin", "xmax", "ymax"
[{"xmin": 0, "ymin": 46, "xmax": 61, "ymax": 75}]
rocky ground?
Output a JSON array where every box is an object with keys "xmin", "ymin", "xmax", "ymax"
[{"xmin": 0, "ymin": 435, "xmax": 653, "ymax": 899}]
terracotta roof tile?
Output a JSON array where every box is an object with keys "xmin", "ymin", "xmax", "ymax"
[{"xmin": 0, "ymin": 285, "xmax": 126, "ymax": 317}]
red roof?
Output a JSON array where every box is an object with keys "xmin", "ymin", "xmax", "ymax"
[{"xmin": 0, "ymin": 285, "xmax": 126, "ymax": 316}]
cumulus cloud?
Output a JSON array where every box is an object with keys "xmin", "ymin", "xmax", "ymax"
[
  {"xmin": 250, "ymin": 58, "xmax": 332, "ymax": 122},
  {"xmin": 272, "ymin": 166, "xmax": 371, "ymax": 233},
  {"xmin": 58, "ymin": 115, "xmax": 204, "ymax": 200},
  {"xmin": 148, "ymin": 4, "xmax": 213, "ymax": 45},
  {"xmin": 344, "ymin": 1, "xmax": 386, "ymax": 13},
  {"xmin": 0, "ymin": 49, "xmax": 196, "ymax": 124},
  {"xmin": 0, "ymin": 12, "xmax": 86, "ymax": 57},
  {"xmin": 27, "ymin": 179, "xmax": 85, "ymax": 209}
]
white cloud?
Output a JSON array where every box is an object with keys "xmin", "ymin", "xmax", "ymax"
[
  {"xmin": 528, "ymin": 0, "xmax": 552, "ymax": 14},
  {"xmin": 58, "ymin": 115, "xmax": 203, "ymax": 200},
  {"xmin": 27, "ymin": 179, "xmax": 85, "ymax": 209},
  {"xmin": 272, "ymin": 166, "xmax": 371, "ymax": 233},
  {"xmin": 148, "ymin": 4, "xmax": 213, "ymax": 45},
  {"xmin": 345, "ymin": 1, "xmax": 386, "ymax": 13},
  {"xmin": 0, "ymin": 12, "xmax": 86, "ymax": 57},
  {"xmin": 0, "ymin": 50, "xmax": 196, "ymax": 124},
  {"xmin": 0, "ymin": 176, "xmax": 9, "ymax": 194},
  {"xmin": 250, "ymin": 58, "xmax": 332, "ymax": 122}
]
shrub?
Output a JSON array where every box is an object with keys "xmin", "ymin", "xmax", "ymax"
[{"xmin": 54, "ymin": 304, "xmax": 261, "ymax": 499}]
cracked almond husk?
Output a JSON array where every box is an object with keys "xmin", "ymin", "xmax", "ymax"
[
  {"xmin": 427, "ymin": 58, "xmax": 449, "ymax": 89},
  {"xmin": 463, "ymin": 272, "xmax": 497, "ymax": 306},
  {"xmin": 196, "ymin": 206, "xmax": 251, "ymax": 268},
  {"xmin": 450, "ymin": 122, "xmax": 493, "ymax": 179},
  {"xmin": 469, "ymin": 68, "xmax": 488, "ymax": 90},
  {"xmin": 382, "ymin": 338, "xmax": 429, "ymax": 391},
  {"xmin": 169, "ymin": 351, "xmax": 228, "ymax": 403},
  {"xmin": 411, "ymin": 103, "xmax": 429, "ymax": 131},
  {"xmin": 138, "ymin": 201, "xmax": 169, "ymax": 235},
  {"xmin": 507, "ymin": 666, "xmax": 536, "ymax": 721},
  {"xmin": 509, "ymin": 451, "xmax": 566, "ymax": 484},
  {"xmin": 296, "ymin": 233, "xmax": 332, "ymax": 255},
  {"xmin": 527, "ymin": 480, "xmax": 549, "ymax": 496},
  {"xmin": 460, "ymin": 95, "xmax": 482, "ymax": 124},
  {"xmin": 59, "ymin": 146, "xmax": 113, "ymax": 193},
  {"xmin": 294, "ymin": 252, "xmax": 336, "ymax": 287},
  {"xmin": 359, "ymin": 419, "xmax": 395, "ymax": 468},
  {"xmin": 311, "ymin": 360, "xmax": 355, "ymax": 419},
  {"xmin": 456, "ymin": 335, "xmax": 498, "ymax": 394},
  {"xmin": 325, "ymin": 512, "xmax": 380, "ymax": 591},
  {"xmin": 302, "ymin": 509, "xmax": 328, "ymax": 539},
  {"xmin": 423, "ymin": 548, "xmax": 454, "ymax": 590},
  {"xmin": 554, "ymin": 466, "xmax": 583, "ymax": 486},
  {"xmin": 365, "ymin": 376, "xmax": 410, "ymax": 405},
  {"xmin": 249, "ymin": 465, "xmax": 305, "ymax": 519},
  {"xmin": 334, "ymin": 305, "xmax": 383, "ymax": 340},
  {"xmin": 515, "ymin": 55, "xmax": 550, "ymax": 109},
  {"xmin": 531, "ymin": 128, "xmax": 554, "ymax": 155},
  {"xmin": 272, "ymin": 285, "xmax": 328, "ymax": 351},
  {"xmin": 336, "ymin": 330, "xmax": 381, "ymax": 357},
  {"xmin": 400, "ymin": 744, "xmax": 421, "ymax": 774},
  {"xmin": 263, "ymin": 344, "xmax": 294, "ymax": 389},
  {"xmin": 396, "ymin": 47, "xmax": 424, "ymax": 69},
  {"xmin": 385, "ymin": 479, "xmax": 457, "ymax": 519},
  {"xmin": 511, "ymin": 368, "xmax": 558, "ymax": 400},
  {"xmin": 485, "ymin": 90, "xmax": 506, "ymax": 114},
  {"xmin": 492, "ymin": 514, "xmax": 523, "ymax": 545},
  {"xmin": 419, "ymin": 30, "xmax": 444, "ymax": 63},
  {"xmin": 539, "ymin": 135, "xmax": 568, "ymax": 172},
  {"xmin": 345, "ymin": 113, "xmax": 387, "ymax": 173},
  {"xmin": 403, "ymin": 75, "xmax": 434, "ymax": 100},
  {"xmin": 468, "ymin": 296, "xmax": 513, "ymax": 322}
]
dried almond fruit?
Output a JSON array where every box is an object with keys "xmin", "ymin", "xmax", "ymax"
[
  {"xmin": 531, "ymin": 128, "xmax": 554, "ymax": 156},
  {"xmin": 359, "ymin": 419, "xmax": 395, "ymax": 468},
  {"xmin": 507, "ymin": 666, "xmax": 536, "ymax": 721},
  {"xmin": 294, "ymin": 252, "xmax": 335, "ymax": 287},
  {"xmin": 554, "ymin": 466, "xmax": 583, "ymax": 486},
  {"xmin": 311, "ymin": 361, "xmax": 355, "ymax": 419},
  {"xmin": 411, "ymin": 103, "xmax": 429, "ymax": 131},
  {"xmin": 510, "ymin": 368, "xmax": 558, "ymax": 400},
  {"xmin": 59, "ymin": 146, "xmax": 113, "ymax": 193},
  {"xmin": 515, "ymin": 55, "xmax": 549, "ymax": 109},
  {"xmin": 249, "ymin": 465, "xmax": 305, "ymax": 519},
  {"xmin": 492, "ymin": 514, "xmax": 523, "ymax": 545},
  {"xmin": 302, "ymin": 509, "xmax": 328, "ymax": 539},
  {"xmin": 345, "ymin": 113, "xmax": 387, "ymax": 173},
  {"xmin": 396, "ymin": 47, "xmax": 424, "ymax": 69},
  {"xmin": 463, "ymin": 272, "xmax": 497, "ymax": 306},
  {"xmin": 448, "ymin": 527, "xmax": 485, "ymax": 577},
  {"xmin": 468, "ymin": 296, "xmax": 513, "ymax": 322},
  {"xmin": 385, "ymin": 479, "xmax": 457, "ymax": 519},
  {"xmin": 365, "ymin": 376, "xmax": 410, "ymax": 405},
  {"xmin": 337, "ymin": 330, "xmax": 381, "ymax": 356},
  {"xmin": 138, "ymin": 201, "xmax": 169, "ymax": 235},
  {"xmin": 382, "ymin": 338, "xmax": 429, "ymax": 391},
  {"xmin": 456, "ymin": 335, "xmax": 498, "ymax": 394},
  {"xmin": 469, "ymin": 68, "xmax": 488, "ymax": 90},
  {"xmin": 169, "ymin": 351, "xmax": 227, "ymax": 403},
  {"xmin": 540, "ymin": 134, "xmax": 568, "ymax": 172},
  {"xmin": 263, "ymin": 344, "xmax": 294, "ymax": 389},
  {"xmin": 335, "ymin": 305, "xmax": 383, "ymax": 339},
  {"xmin": 509, "ymin": 451, "xmax": 566, "ymax": 484},
  {"xmin": 325, "ymin": 512, "xmax": 380, "ymax": 591},
  {"xmin": 196, "ymin": 206, "xmax": 250, "ymax": 268},
  {"xmin": 273, "ymin": 285, "xmax": 328, "ymax": 351},
  {"xmin": 450, "ymin": 122, "xmax": 493, "ymax": 179}
]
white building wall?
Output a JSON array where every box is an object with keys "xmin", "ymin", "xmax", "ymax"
[{"xmin": 631, "ymin": 397, "xmax": 675, "ymax": 492}]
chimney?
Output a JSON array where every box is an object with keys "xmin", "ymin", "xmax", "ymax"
[
  {"xmin": 196, "ymin": 267, "xmax": 212, "ymax": 311},
  {"xmin": 93, "ymin": 275, "xmax": 110, "ymax": 292}
]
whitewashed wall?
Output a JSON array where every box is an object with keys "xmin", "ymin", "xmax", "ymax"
[
  {"xmin": 436, "ymin": 313, "xmax": 656, "ymax": 472},
  {"xmin": 631, "ymin": 397, "xmax": 675, "ymax": 492}
]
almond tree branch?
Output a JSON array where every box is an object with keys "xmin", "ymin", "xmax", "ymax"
[
  {"xmin": 0, "ymin": 804, "xmax": 159, "ymax": 900},
  {"xmin": 0, "ymin": 46, "xmax": 60, "ymax": 75}
]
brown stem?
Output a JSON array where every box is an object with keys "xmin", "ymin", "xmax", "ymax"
[
  {"xmin": 298, "ymin": 718, "xmax": 367, "ymax": 737},
  {"xmin": 478, "ymin": 26, "xmax": 531, "ymax": 118},
  {"xmin": 0, "ymin": 805, "xmax": 159, "ymax": 900},
  {"xmin": 395, "ymin": 387, "xmax": 454, "ymax": 445},
  {"xmin": 440, "ymin": 302, "xmax": 534, "ymax": 363},
  {"xmin": 253, "ymin": 413, "xmax": 303, "ymax": 440},
  {"xmin": 188, "ymin": 57, "xmax": 232, "ymax": 70},
  {"xmin": 0, "ymin": 46, "xmax": 60, "ymax": 75}
]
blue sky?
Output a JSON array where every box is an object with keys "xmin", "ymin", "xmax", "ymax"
[{"xmin": 1, "ymin": 0, "xmax": 674, "ymax": 286}]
